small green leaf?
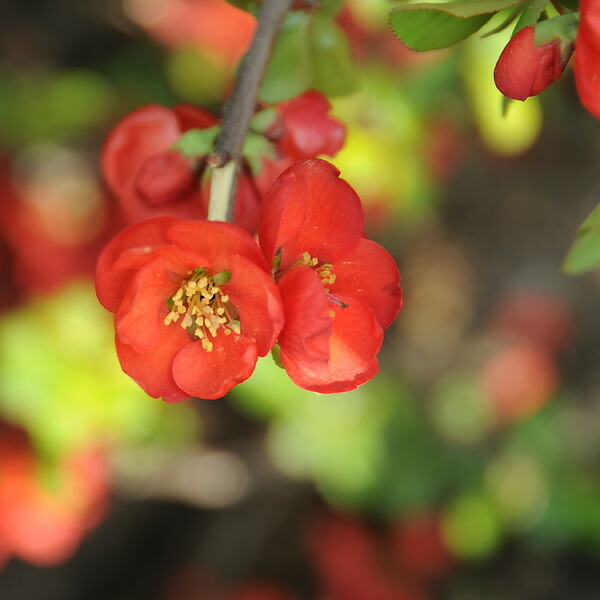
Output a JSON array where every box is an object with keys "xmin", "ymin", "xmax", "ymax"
[
  {"xmin": 562, "ymin": 204, "xmax": 600, "ymax": 274},
  {"xmin": 250, "ymin": 107, "xmax": 279, "ymax": 133},
  {"xmin": 260, "ymin": 12, "xmax": 313, "ymax": 103},
  {"xmin": 213, "ymin": 270, "xmax": 232, "ymax": 286},
  {"xmin": 389, "ymin": 0, "xmax": 521, "ymax": 51},
  {"xmin": 167, "ymin": 297, "xmax": 175, "ymax": 311},
  {"xmin": 534, "ymin": 13, "xmax": 579, "ymax": 45},
  {"xmin": 270, "ymin": 343, "xmax": 285, "ymax": 369},
  {"xmin": 172, "ymin": 126, "xmax": 220, "ymax": 158},
  {"xmin": 481, "ymin": 3, "xmax": 522, "ymax": 37},
  {"xmin": 512, "ymin": 0, "xmax": 550, "ymax": 33},
  {"xmin": 194, "ymin": 267, "xmax": 206, "ymax": 277},
  {"xmin": 242, "ymin": 131, "xmax": 278, "ymax": 175},
  {"xmin": 272, "ymin": 254, "xmax": 282, "ymax": 273},
  {"xmin": 223, "ymin": 0, "xmax": 260, "ymax": 15},
  {"xmin": 309, "ymin": 15, "xmax": 358, "ymax": 97},
  {"xmin": 320, "ymin": 0, "xmax": 346, "ymax": 16}
]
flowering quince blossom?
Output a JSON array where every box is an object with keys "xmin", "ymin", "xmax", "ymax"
[
  {"xmin": 259, "ymin": 158, "xmax": 402, "ymax": 393},
  {"xmin": 102, "ymin": 103, "xmax": 262, "ymax": 232},
  {"xmin": 95, "ymin": 217, "xmax": 284, "ymax": 401},
  {"xmin": 575, "ymin": 0, "xmax": 600, "ymax": 119},
  {"xmin": 103, "ymin": 93, "xmax": 345, "ymax": 234},
  {"xmin": 494, "ymin": 26, "xmax": 571, "ymax": 101},
  {"xmin": 268, "ymin": 90, "xmax": 346, "ymax": 162}
]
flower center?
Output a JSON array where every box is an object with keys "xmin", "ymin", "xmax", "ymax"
[
  {"xmin": 295, "ymin": 252, "xmax": 346, "ymax": 317},
  {"xmin": 296, "ymin": 251, "xmax": 336, "ymax": 291},
  {"xmin": 163, "ymin": 268, "xmax": 239, "ymax": 351}
]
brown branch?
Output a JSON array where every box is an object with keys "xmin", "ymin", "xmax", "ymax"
[{"xmin": 207, "ymin": 0, "xmax": 294, "ymax": 222}]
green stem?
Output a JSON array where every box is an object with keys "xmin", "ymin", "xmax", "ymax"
[{"xmin": 207, "ymin": 0, "xmax": 294, "ymax": 223}]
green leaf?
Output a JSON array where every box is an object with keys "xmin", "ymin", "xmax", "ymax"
[
  {"xmin": 250, "ymin": 107, "xmax": 279, "ymax": 133},
  {"xmin": 270, "ymin": 343, "xmax": 285, "ymax": 369},
  {"xmin": 242, "ymin": 131, "xmax": 278, "ymax": 175},
  {"xmin": 223, "ymin": 0, "xmax": 260, "ymax": 15},
  {"xmin": 320, "ymin": 0, "xmax": 346, "ymax": 16},
  {"xmin": 562, "ymin": 204, "xmax": 600, "ymax": 274},
  {"xmin": 172, "ymin": 126, "xmax": 220, "ymax": 158},
  {"xmin": 260, "ymin": 12, "xmax": 313, "ymax": 103},
  {"xmin": 389, "ymin": 0, "xmax": 522, "ymax": 51},
  {"xmin": 309, "ymin": 14, "xmax": 358, "ymax": 97},
  {"xmin": 534, "ymin": 13, "xmax": 579, "ymax": 45},
  {"xmin": 512, "ymin": 0, "xmax": 549, "ymax": 33}
]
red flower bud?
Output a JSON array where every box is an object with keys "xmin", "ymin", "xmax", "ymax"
[
  {"xmin": 134, "ymin": 150, "xmax": 196, "ymax": 207},
  {"xmin": 272, "ymin": 91, "xmax": 346, "ymax": 161},
  {"xmin": 494, "ymin": 26, "xmax": 566, "ymax": 101}
]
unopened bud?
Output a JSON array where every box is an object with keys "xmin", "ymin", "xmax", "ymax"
[
  {"xmin": 134, "ymin": 150, "xmax": 196, "ymax": 207},
  {"xmin": 494, "ymin": 26, "xmax": 572, "ymax": 101}
]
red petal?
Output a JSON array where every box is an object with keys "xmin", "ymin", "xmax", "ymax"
[
  {"xmin": 172, "ymin": 104, "xmax": 219, "ymax": 130},
  {"xmin": 168, "ymin": 220, "xmax": 269, "ymax": 272},
  {"xmin": 276, "ymin": 90, "xmax": 346, "ymax": 160},
  {"xmin": 134, "ymin": 151, "xmax": 196, "ymax": 207},
  {"xmin": 278, "ymin": 266, "xmax": 332, "ymax": 375},
  {"xmin": 329, "ymin": 238, "xmax": 402, "ymax": 331},
  {"xmin": 115, "ymin": 257, "xmax": 185, "ymax": 353},
  {"xmin": 95, "ymin": 217, "xmax": 178, "ymax": 313},
  {"xmin": 259, "ymin": 159, "xmax": 364, "ymax": 269},
  {"xmin": 579, "ymin": 0, "xmax": 600, "ymax": 44},
  {"xmin": 102, "ymin": 105, "xmax": 207, "ymax": 223},
  {"xmin": 226, "ymin": 253, "xmax": 284, "ymax": 356},
  {"xmin": 172, "ymin": 330, "xmax": 258, "ymax": 399},
  {"xmin": 116, "ymin": 325, "xmax": 190, "ymax": 403},
  {"xmin": 282, "ymin": 293, "xmax": 383, "ymax": 393},
  {"xmin": 233, "ymin": 171, "xmax": 261, "ymax": 235},
  {"xmin": 576, "ymin": 0, "xmax": 600, "ymax": 119}
]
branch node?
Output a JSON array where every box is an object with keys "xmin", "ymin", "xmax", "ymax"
[{"xmin": 207, "ymin": 151, "xmax": 231, "ymax": 169}]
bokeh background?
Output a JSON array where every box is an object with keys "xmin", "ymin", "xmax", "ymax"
[{"xmin": 1, "ymin": 0, "xmax": 600, "ymax": 598}]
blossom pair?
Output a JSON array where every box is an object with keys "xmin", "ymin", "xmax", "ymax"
[
  {"xmin": 102, "ymin": 91, "xmax": 345, "ymax": 234},
  {"xmin": 96, "ymin": 159, "xmax": 402, "ymax": 401},
  {"xmin": 494, "ymin": 0, "xmax": 600, "ymax": 119}
]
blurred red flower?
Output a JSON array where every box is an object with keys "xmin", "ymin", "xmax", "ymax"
[
  {"xmin": 267, "ymin": 91, "xmax": 345, "ymax": 162},
  {"xmin": 132, "ymin": 0, "xmax": 256, "ymax": 67},
  {"xmin": 259, "ymin": 159, "xmax": 402, "ymax": 393},
  {"xmin": 482, "ymin": 341, "xmax": 559, "ymax": 423},
  {"xmin": 308, "ymin": 512, "xmax": 430, "ymax": 600},
  {"xmin": 103, "ymin": 93, "xmax": 345, "ymax": 235},
  {"xmin": 102, "ymin": 104, "xmax": 263, "ymax": 231},
  {"xmin": 0, "ymin": 154, "xmax": 121, "ymax": 304},
  {"xmin": 0, "ymin": 423, "xmax": 108, "ymax": 567},
  {"xmin": 96, "ymin": 217, "xmax": 283, "ymax": 402},
  {"xmin": 226, "ymin": 582, "xmax": 297, "ymax": 600}
]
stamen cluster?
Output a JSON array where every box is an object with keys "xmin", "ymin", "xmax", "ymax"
[
  {"xmin": 296, "ymin": 252, "xmax": 336, "ymax": 290},
  {"xmin": 164, "ymin": 268, "xmax": 239, "ymax": 352}
]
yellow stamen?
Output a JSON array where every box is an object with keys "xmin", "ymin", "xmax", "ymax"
[
  {"xmin": 293, "ymin": 252, "xmax": 347, "ymax": 317},
  {"xmin": 163, "ymin": 267, "xmax": 240, "ymax": 351}
]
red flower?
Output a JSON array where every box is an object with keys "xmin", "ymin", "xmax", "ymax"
[
  {"xmin": 259, "ymin": 159, "xmax": 402, "ymax": 393},
  {"xmin": 575, "ymin": 0, "xmax": 600, "ymax": 118},
  {"xmin": 0, "ymin": 423, "xmax": 108, "ymax": 567},
  {"xmin": 268, "ymin": 90, "xmax": 346, "ymax": 162},
  {"xmin": 494, "ymin": 26, "xmax": 569, "ymax": 101},
  {"xmin": 308, "ymin": 512, "xmax": 430, "ymax": 600},
  {"xmin": 102, "ymin": 104, "xmax": 261, "ymax": 232},
  {"xmin": 96, "ymin": 217, "xmax": 284, "ymax": 401}
]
